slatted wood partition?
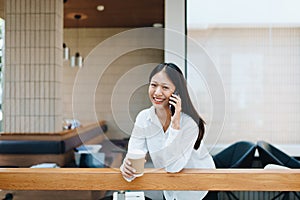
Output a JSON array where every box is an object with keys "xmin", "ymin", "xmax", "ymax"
[{"xmin": 0, "ymin": 168, "xmax": 300, "ymax": 191}]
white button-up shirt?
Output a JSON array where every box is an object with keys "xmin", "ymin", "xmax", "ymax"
[{"xmin": 126, "ymin": 106, "xmax": 215, "ymax": 200}]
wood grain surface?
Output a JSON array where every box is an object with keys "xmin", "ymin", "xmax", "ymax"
[{"xmin": 0, "ymin": 168, "xmax": 299, "ymax": 191}]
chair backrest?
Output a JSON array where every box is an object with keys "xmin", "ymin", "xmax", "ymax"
[
  {"xmin": 213, "ymin": 141, "xmax": 256, "ymax": 168},
  {"xmin": 257, "ymin": 141, "xmax": 300, "ymax": 168}
]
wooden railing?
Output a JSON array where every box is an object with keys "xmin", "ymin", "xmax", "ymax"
[{"xmin": 0, "ymin": 168, "xmax": 300, "ymax": 191}]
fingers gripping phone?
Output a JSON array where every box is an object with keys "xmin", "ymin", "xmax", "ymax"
[{"xmin": 169, "ymin": 91, "xmax": 178, "ymax": 116}]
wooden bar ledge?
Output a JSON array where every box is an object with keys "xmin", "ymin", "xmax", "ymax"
[{"xmin": 0, "ymin": 168, "xmax": 300, "ymax": 191}]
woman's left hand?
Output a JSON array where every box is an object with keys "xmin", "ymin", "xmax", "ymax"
[{"xmin": 169, "ymin": 93, "xmax": 181, "ymax": 129}]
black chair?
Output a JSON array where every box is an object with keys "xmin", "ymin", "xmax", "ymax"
[
  {"xmin": 213, "ymin": 141, "xmax": 257, "ymax": 200},
  {"xmin": 2, "ymin": 193, "xmax": 13, "ymax": 200},
  {"xmin": 203, "ymin": 191, "xmax": 219, "ymax": 200},
  {"xmin": 257, "ymin": 140, "xmax": 300, "ymax": 200}
]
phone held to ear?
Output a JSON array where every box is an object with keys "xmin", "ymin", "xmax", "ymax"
[{"xmin": 169, "ymin": 91, "xmax": 178, "ymax": 116}]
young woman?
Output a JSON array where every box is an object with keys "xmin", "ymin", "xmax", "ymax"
[{"xmin": 120, "ymin": 63, "xmax": 215, "ymax": 200}]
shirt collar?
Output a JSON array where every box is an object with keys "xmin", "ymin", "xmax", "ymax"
[
  {"xmin": 147, "ymin": 106, "xmax": 156, "ymax": 121},
  {"xmin": 147, "ymin": 106, "xmax": 163, "ymax": 128}
]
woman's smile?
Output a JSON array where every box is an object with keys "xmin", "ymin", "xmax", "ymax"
[{"xmin": 153, "ymin": 97, "xmax": 166, "ymax": 104}]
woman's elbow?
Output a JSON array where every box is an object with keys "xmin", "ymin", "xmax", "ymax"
[{"xmin": 165, "ymin": 166, "xmax": 183, "ymax": 173}]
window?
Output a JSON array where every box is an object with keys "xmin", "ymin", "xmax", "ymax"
[{"xmin": 187, "ymin": 0, "xmax": 300, "ymax": 145}]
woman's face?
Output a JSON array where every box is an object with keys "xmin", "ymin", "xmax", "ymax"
[{"xmin": 149, "ymin": 71, "xmax": 176, "ymax": 110}]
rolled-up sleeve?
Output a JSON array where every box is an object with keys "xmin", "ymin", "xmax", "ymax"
[{"xmin": 127, "ymin": 112, "xmax": 148, "ymax": 155}]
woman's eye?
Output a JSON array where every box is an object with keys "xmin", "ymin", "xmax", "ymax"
[
  {"xmin": 163, "ymin": 86, "xmax": 169, "ymax": 90},
  {"xmin": 150, "ymin": 83, "xmax": 156, "ymax": 87}
]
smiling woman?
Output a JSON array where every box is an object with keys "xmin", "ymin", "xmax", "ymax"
[{"xmin": 120, "ymin": 63, "xmax": 215, "ymax": 200}]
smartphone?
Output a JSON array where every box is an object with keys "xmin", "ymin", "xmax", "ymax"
[{"xmin": 169, "ymin": 91, "xmax": 178, "ymax": 116}]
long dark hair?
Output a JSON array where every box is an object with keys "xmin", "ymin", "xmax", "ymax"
[{"xmin": 149, "ymin": 63, "xmax": 205, "ymax": 150}]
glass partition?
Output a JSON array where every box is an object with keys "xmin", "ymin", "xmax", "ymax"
[{"xmin": 187, "ymin": 0, "xmax": 300, "ymax": 148}]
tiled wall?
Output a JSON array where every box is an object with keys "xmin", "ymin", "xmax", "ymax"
[
  {"xmin": 188, "ymin": 28, "xmax": 300, "ymax": 145},
  {"xmin": 63, "ymin": 28, "xmax": 164, "ymax": 139},
  {"xmin": 3, "ymin": 0, "xmax": 63, "ymax": 133}
]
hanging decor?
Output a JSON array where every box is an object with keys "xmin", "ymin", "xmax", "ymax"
[
  {"xmin": 70, "ymin": 14, "xmax": 83, "ymax": 68},
  {"xmin": 63, "ymin": 43, "xmax": 69, "ymax": 60}
]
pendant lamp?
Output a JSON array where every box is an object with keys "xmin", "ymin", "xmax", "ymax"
[
  {"xmin": 70, "ymin": 52, "xmax": 83, "ymax": 67},
  {"xmin": 70, "ymin": 14, "xmax": 83, "ymax": 68},
  {"xmin": 63, "ymin": 43, "xmax": 69, "ymax": 60}
]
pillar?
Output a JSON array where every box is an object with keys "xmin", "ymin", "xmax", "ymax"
[{"xmin": 3, "ymin": 0, "xmax": 63, "ymax": 133}]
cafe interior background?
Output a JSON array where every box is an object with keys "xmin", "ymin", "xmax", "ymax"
[
  {"xmin": 0, "ymin": 0, "xmax": 300, "ymax": 156},
  {"xmin": 0, "ymin": 0, "xmax": 300, "ymax": 199},
  {"xmin": 0, "ymin": 0, "xmax": 299, "ymax": 168}
]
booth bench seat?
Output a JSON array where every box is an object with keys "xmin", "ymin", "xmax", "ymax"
[{"xmin": 0, "ymin": 121, "xmax": 107, "ymax": 167}]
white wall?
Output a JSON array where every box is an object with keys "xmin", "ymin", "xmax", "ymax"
[{"xmin": 63, "ymin": 28, "xmax": 164, "ymax": 139}]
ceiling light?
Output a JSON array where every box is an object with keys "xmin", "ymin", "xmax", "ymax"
[
  {"xmin": 63, "ymin": 43, "xmax": 69, "ymax": 61},
  {"xmin": 66, "ymin": 13, "xmax": 88, "ymax": 20},
  {"xmin": 153, "ymin": 23, "xmax": 163, "ymax": 28},
  {"xmin": 70, "ymin": 14, "xmax": 83, "ymax": 68},
  {"xmin": 97, "ymin": 5, "xmax": 105, "ymax": 12},
  {"xmin": 71, "ymin": 52, "xmax": 83, "ymax": 68}
]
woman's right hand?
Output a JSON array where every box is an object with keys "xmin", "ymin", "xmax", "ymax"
[{"xmin": 121, "ymin": 158, "xmax": 136, "ymax": 179}]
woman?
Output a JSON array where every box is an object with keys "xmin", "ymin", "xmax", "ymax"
[{"xmin": 120, "ymin": 63, "xmax": 215, "ymax": 200}]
